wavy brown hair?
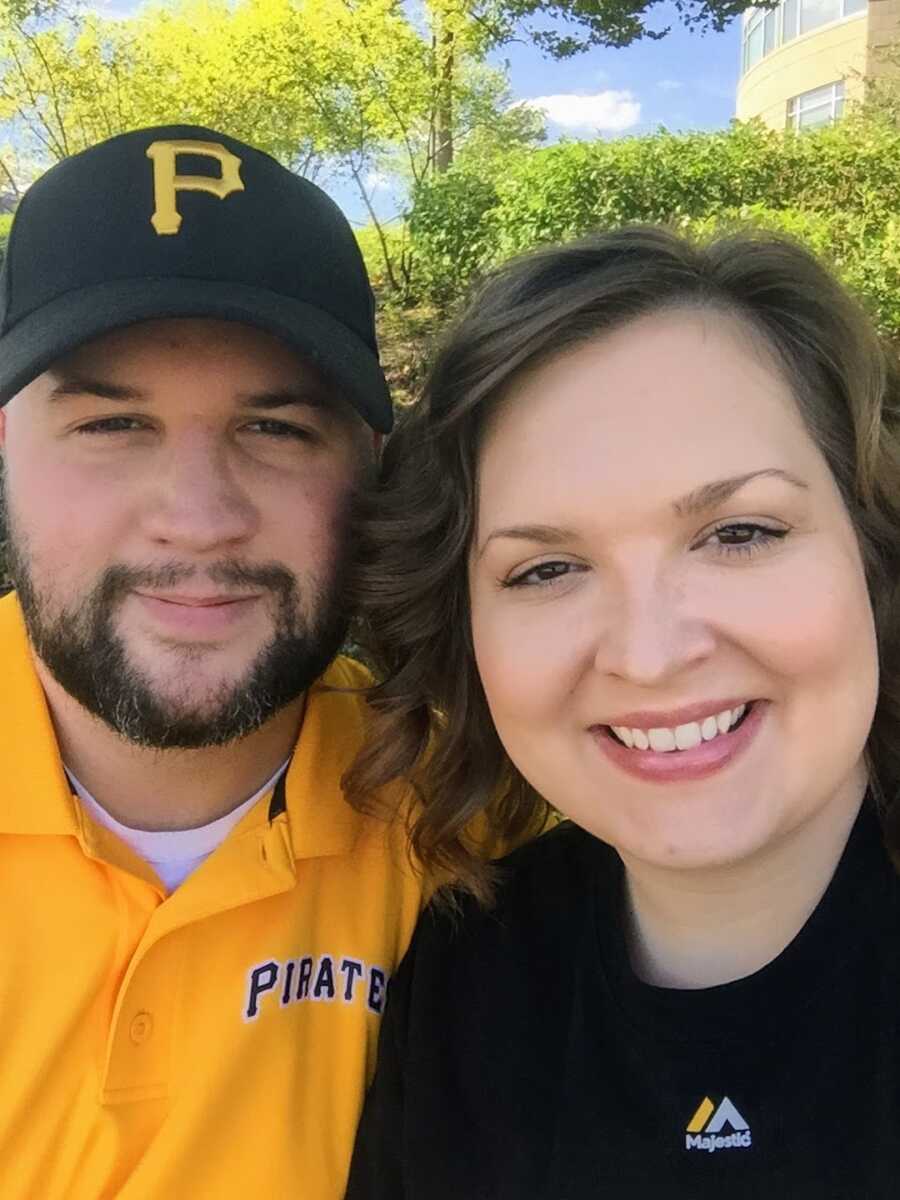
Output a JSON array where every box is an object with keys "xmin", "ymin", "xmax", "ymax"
[{"xmin": 343, "ymin": 225, "xmax": 900, "ymax": 903}]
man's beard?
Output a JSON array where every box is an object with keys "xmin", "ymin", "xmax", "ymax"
[{"xmin": 3, "ymin": 504, "xmax": 349, "ymax": 751}]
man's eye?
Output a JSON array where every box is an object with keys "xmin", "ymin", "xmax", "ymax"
[
  {"xmin": 75, "ymin": 417, "xmax": 146, "ymax": 435},
  {"xmin": 244, "ymin": 419, "xmax": 317, "ymax": 442}
]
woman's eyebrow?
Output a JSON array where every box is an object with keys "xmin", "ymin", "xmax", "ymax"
[
  {"xmin": 477, "ymin": 469, "xmax": 809, "ymax": 560},
  {"xmin": 477, "ymin": 524, "xmax": 577, "ymax": 559},
  {"xmin": 672, "ymin": 468, "xmax": 810, "ymax": 518}
]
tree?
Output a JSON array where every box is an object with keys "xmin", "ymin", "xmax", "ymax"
[
  {"xmin": 857, "ymin": 37, "xmax": 900, "ymax": 127},
  {"xmin": 424, "ymin": 0, "xmax": 759, "ymax": 173},
  {"xmin": 0, "ymin": 0, "xmax": 546, "ymax": 293}
]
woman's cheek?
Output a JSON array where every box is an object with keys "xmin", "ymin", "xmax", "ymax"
[{"xmin": 472, "ymin": 592, "xmax": 588, "ymax": 727}]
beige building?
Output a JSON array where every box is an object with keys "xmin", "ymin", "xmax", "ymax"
[{"xmin": 736, "ymin": 0, "xmax": 900, "ymax": 129}]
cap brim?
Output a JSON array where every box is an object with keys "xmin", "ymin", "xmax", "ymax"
[{"xmin": 0, "ymin": 277, "xmax": 393, "ymax": 432}]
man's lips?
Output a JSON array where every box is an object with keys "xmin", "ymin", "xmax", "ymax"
[
  {"xmin": 131, "ymin": 591, "xmax": 262, "ymax": 638},
  {"xmin": 134, "ymin": 592, "xmax": 261, "ymax": 607}
]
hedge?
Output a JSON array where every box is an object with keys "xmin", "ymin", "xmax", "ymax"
[{"xmin": 405, "ymin": 115, "xmax": 900, "ymax": 338}]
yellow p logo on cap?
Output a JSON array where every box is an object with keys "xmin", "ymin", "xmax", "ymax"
[{"xmin": 146, "ymin": 139, "xmax": 244, "ymax": 236}]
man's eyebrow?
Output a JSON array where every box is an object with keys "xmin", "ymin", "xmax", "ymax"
[
  {"xmin": 47, "ymin": 381, "xmax": 328, "ymax": 411},
  {"xmin": 48, "ymin": 377, "xmax": 146, "ymax": 403},
  {"xmin": 235, "ymin": 390, "xmax": 328, "ymax": 411},
  {"xmin": 672, "ymin": 468, "xmax": 809, "ymax": 518}
]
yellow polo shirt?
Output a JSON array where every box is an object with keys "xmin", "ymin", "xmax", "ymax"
[{"xmin": 0, "ymin": 592, "xmax": 424, "ymax": 1199}]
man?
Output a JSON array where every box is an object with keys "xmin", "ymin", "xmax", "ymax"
[{"xmin": 0, "ymin": 124, "xmax": 423, "ymax": 1198}]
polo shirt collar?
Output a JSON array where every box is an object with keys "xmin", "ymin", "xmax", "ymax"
[
  {"xmin": 273, "ymin": 659, "xmax": 369, "ymax": 861},
  {"xmin": 0, "ymin": 592, "xmax": 78, "ymax": 835}
]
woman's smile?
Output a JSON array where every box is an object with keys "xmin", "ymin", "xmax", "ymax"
[{"xmin": 590, "ymin": 698, "xmax": 765, "ymax": 784}]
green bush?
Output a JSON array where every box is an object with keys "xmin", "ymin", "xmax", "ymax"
[
  {"xmin": 355, "ymin": 222, "xmax": 410, "ymax": 295},
  {"xmin": 408, "ymin": 170, "xmax": 499, "ymax": 304},
  {"xmin": 0, "ymin": 213, "xmax": 12, "ymax": 266},
  {"xmin": 678, "ymin": 204, "xmax": 900, "ymax": 340},
  {"xmin": 403, "ymin": 114, "xmax": 900, "ymax": 339}
]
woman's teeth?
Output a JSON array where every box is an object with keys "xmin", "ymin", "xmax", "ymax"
[{"xmin": 610, "ymin": 704, "xmax": 749, "ymax": 752}]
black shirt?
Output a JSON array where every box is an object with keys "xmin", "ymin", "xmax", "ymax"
[{"xmin": 345, "ymin": 804, "xmax": 900, "ymax": 1199}]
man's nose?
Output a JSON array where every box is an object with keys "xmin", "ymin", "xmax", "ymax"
[{"xmin": 139, "ymin": 430, "xmax": 259, "ymax": 553}]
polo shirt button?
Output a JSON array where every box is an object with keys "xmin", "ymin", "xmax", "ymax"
[{"xmin": 129, "ymin": 1012, "xmax": 154, "ymax": 1045}]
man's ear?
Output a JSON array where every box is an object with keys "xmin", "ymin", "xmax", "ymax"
[{"xmin": 0, "ymin": 408, "xmax": 7, "ymax": 452}]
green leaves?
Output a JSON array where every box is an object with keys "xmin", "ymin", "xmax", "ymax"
[
  {"xmin": 400, "ymin": 113, "xmax": 900, "ymax": 340},
  {"xmin": 467, "ymin": 0, "xmax": 756, "ymax": 55},
  {"xmin": 0, "ymin": 212, "xmax": 11, "ymax": 263}
]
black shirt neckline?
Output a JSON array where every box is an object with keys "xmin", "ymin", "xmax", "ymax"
[{"xmin": 587, "ymin": 797, "xmax": 893, "ymax": 1044}]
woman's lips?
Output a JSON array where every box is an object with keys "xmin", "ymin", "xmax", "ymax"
[{"xmin": 589, "ymin": 700, "xmax": 766, "ymax": 783}]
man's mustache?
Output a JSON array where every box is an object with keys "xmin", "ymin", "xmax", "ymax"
[{"xmin": 96, "ymin": 560, "xmax": 298, "ymax": 605}]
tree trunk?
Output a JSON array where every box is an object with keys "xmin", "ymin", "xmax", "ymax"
[{"xmin": 434, "ymin": 22, "xmax": 454, "ymax": 172}]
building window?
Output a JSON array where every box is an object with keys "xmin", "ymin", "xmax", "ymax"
[
  {"xmin": 782, "ymin": 0, "xmax": 799, "ymax": 40},
  {"xmin": 743, "ymin": 9, "xmax": 766, "ymax": 71},
  {"xmin": 799, "ymin": 0, "xmax": 841, "ymax": 35},
  {"xmin": 741, "ymin": 0, "xmax": 865, "ymax": 75},
  {"xmin": 786, "ymin": 79, "xmax": 846, "ymax": 128},
  {"xmin": 764, "ymin": 6, "xmax": 778, "ymax": 52}
]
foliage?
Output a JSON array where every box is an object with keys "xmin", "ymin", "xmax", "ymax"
[
  {"xmin": 679, "ymin": 205, "xmax": 900, "ymax": 340},
  {"xmin": 408, "ymin": 169, "xmax": 500, "ymax": 303},
  {"xmin": 0, "ymin": 212, "xmax": 11, "ymax": 263},
  {"xmin": 355, "ymin": 222, "xmax": 408, "ymax": 291},
  {"xmin": 0, "ymin": 0, "xmax": 433, "ymax": 168},
  {"xmin": 401, "ymin": 112, "xmax": 900, "ymax": 340},
  {"xmin": 860, "ymin": 39, "xmax": 900, "ymax": 128},
  {"xmin": 373, "ymin": 301, "xmax": 444, "ymax": 406},
  {"xmin": 429, "ymin": 0, "xmax": 757, "ymax": 58}
]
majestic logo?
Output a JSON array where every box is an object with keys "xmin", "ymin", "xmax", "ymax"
[
  {"xmin": 684, "ymin": 1096, "xmax": 752, "ymax": 1153},
  {"xmin": 146, "ymin": 139, "xmax": 244, "ymax": 236}
]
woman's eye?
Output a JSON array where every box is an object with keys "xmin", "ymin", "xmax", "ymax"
[
  {"xmin": 504, "ymin": 561, "xmax": 583, "ymax": 588},
  {"xmin": 706, "ymin": 522, "xmax": 789, "ymax": 557}
]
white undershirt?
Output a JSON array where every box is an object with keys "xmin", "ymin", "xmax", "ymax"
[{"xmin": 65, "ymin": 759, "xmax": 291, "ymax": 892}]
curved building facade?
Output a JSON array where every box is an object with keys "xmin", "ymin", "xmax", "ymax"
[{"xmin": 736, "ymin": 0, "xmax": 900, "ymax": 129}]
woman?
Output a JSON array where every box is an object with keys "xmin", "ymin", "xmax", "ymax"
[{"xmin": 343, "ymin": 226, "xmax": 900, "ymax": 1199}]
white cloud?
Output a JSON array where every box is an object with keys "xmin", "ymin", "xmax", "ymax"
[
  {"xmin": 657, "ymin": 79, "xmax": 684, "ymax": 91},
  {"xmin": 519, "ymin": 90, "xmax": 641, "ymax": 134},
  {"xmin": 84, "ymin": 0, "xmax": 133, "ymax": 17},
  {"xmin": 365, "ymin": 170, "xmax": 389, "ymax": 191}
]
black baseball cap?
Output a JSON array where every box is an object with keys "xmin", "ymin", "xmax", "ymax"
[{"xmin": 0, "ymin": 124, "xmax": 392, "ymax": 432}]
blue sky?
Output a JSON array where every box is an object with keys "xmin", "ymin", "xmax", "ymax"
[{"xmin": 502, "ymin": 5, "xmax": 741, "ymax": 139}]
